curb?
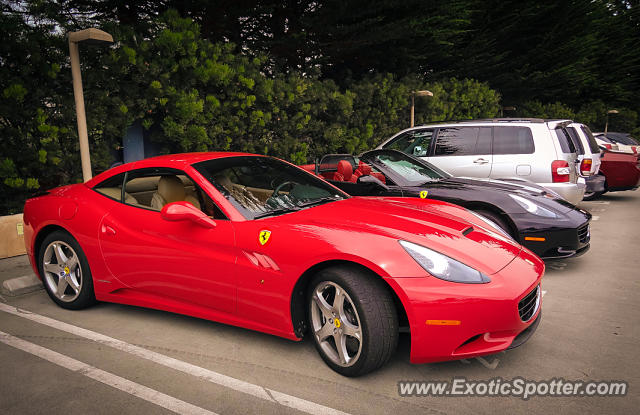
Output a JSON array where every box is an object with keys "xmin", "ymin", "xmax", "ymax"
[{"xmin": 2, "ymin": 275, "xmax": 42, "ymax": 296}]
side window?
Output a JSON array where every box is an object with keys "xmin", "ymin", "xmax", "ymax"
[
  {"xmin": 384, "ymin": 129, "xmax": 434, "ymax": 156},
  {"xmin": 434, "ymin": 127, "xmax": 480, "ymax": 156},
  {"xmin": 580, "ymin": 126, "xmax": 601, "ymax": 153},
  {"xmin": 93, "ymin": 173, "xmax": 126, "ymax": 201},
  {"xmin": 493, "ymin": 126, "xmax": 535, "ymax": 155},
  {"xmin": 123, "ymin": 168, "xmax": 227, "ymax": 219},
  {"xmin": 554, "ymin": 128, "xmax": 576, "ymax": 154},
  {"xmin": 566, "ymin": 127, "xmax": 585, "ymax": 155}
]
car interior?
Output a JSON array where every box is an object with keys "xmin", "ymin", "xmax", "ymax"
[
  {"xmin": 95, "ymin": 173, "xmax": 226, "ymax": 219},
  {"xmin": 317, "ymin": 155, "xmax": 387, "ymax": 184}
]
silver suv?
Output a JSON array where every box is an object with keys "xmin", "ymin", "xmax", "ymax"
[
  {"xmin": 566, "ymin": 122, "xmax": 605, "ymax": 200},
  {"xmin": 376, "ymin": 118, "xmax": 586, "ymax": 205}
]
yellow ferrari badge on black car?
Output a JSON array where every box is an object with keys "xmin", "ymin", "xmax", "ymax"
[
  {"xmin": 259, "ymin": 230, "xmax": 272, "ymax": 246},
  {"xmin": 419, "ymin": 190, "xmax": 429, "ymax": 199}
]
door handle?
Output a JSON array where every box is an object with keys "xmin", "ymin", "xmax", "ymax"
[
  {"xmin": 473, "ymin": 158, "xmax": 489, "ymax": 164},
  {"xmin": 101, "ymin": 224, "xmax": 116, "ymax": 236}
]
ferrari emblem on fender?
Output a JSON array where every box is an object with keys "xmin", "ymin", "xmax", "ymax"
[
  {"xmin": 419, "ymin": 190, "xmax": 429, "ymax": 199},
  {"xmin": 259, "ymin": 230, "xmax": 272, "ymax": 246}
]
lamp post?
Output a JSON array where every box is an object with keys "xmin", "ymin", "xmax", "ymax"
[
  {"xmin": 501, "ymin": 106, "xmax": 516, "ymax": 117},
  {"xmin": 68, "ymin": 28, "xmax": 114, "ymax": 182},
  {"xmin": 410, "ymin": 90, "xmax": 433, "ymax": 127},
  {"xmin": 604, "ymin": 109, "xmax": 619, "ymax": 136}
]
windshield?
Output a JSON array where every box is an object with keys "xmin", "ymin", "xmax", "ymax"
[
  {"xmin": 606, "ymin": 132, "xmax": 639, "ymax": 146},
  {"xmin": 361, "ymin": 150, "xmax": 450, "ymax": 185},
  {"xmin": 193, "ymin": 156, "xmax": 347, "ymax": 219}
]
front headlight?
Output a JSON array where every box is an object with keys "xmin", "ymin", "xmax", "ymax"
[
  {"xmin": 399, "ymin": 240, "xmax": 490, "ymax": 284},
  {"xmin": 509, "ymin": 194, "xmax": 557, "ymax": 218}
]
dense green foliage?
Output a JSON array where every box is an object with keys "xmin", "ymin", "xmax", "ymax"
[{"xmin": 1, "ymin": 1, "xmax": 639, "ymax": 214}]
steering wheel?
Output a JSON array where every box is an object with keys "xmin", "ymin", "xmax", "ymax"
[
  {"xmin": 272, "ymin": 181, "xmax": 298, "ymax": 196},
  {"xmin": 265, "ymin": 181, "xmax": 299, "ymax": 207}
]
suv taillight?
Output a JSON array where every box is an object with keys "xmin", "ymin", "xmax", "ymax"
[
  {"xmin": 604, "ymin": 144, "xmax": 612, "ymax": 150},
  {"xmin": 552, "ymin": 160, "xmax": 571, "ymax": 183},
  {"xmin": 580, "ymin": 159, "xmax": 593, "ymax": 176}
]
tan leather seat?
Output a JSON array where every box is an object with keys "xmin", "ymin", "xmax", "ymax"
[
  {"xmin": 96, "ymin": 187, "xmax": 139, "ymax": 204},
  {"xmin": 150, "ymin": 175, "xmax": 201, "ymax": 211}
]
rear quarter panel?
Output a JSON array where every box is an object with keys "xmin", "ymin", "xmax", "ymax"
[{"xmin": 22, "ymin": 184, "xmax": 117, "ymax": 291}]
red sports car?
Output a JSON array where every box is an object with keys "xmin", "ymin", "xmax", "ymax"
[{"xmin": 23, "ymin": 152, "xmax": 544, "ymax": 376}]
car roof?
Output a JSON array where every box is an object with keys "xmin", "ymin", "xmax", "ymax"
[
  {"xmin": 86, "ymin": 152, "xmax": 264, "ymax": 187},
  {"xmin": 408, "ymin": 118, "xmax": 573, "ymax": 128}
]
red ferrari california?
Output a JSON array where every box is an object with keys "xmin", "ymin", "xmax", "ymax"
[{"xmin": 23, "ymin": 152, "xmax": 544, "ymax": 376}]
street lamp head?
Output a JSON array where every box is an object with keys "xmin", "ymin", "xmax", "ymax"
[
  {"xmin": 69, "ymin": 28, "xmax": 114, "ymax": 46},
  {"xmin": 607, "ymin": 109, "xmax": 619, "ymax": 114},
  {"xmin": 413, "ymin": 90, "xmax": 434, "ymax": 97}
]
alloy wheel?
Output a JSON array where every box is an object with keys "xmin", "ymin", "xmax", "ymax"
[
  {"xmin": 310, "ymin": 281, "xmax": 363, "ymax": 367},
  {"xmin": 42, "ymin": 240, "xmax": 83, "ymax": 302}
]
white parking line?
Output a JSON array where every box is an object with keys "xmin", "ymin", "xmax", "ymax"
[
  {"xmin": 590, "ymin": 201, "xmax": 610, "ymax": 205},
  {"xmin": 592, "ymin": 216, "xmax": 600, "ymax": 221},
  {"xmin": 0, "ymin": 303, "xmax": 349, "ymax": 415},
  {"xmin": 0, "ymin": 330, "xmax": 217, "ymax": 415}
]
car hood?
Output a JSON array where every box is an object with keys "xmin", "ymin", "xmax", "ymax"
[
  {"xmin": 279, "ymin": 197, "xmax": 523, "ymax": 275},
  {"xmin": 434, "ymin": 177, "xmax": 577, "ymax": 214}
]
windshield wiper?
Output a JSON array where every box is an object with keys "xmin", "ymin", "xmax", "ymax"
[
  {"xmin": 295, "ymin": 196, "xmax": 342, "ymax": 208},
  {"xmin": 253, "ymin": 206, "xmax": 301, "ymax": 219}
]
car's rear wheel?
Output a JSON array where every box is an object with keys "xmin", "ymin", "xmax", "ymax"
[
  {"xmin": 582, "ymin": 190, "xmax": 604, "ymax": 201},
  {"xmin": 308, "ymin": 267, "xmax": 398, "ymax": 377},
  {"xmin": 39, "ymin": 230, "xmax": 96, "ymax": 310}
]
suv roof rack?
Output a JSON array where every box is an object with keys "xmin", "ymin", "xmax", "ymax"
[{"xmin": 413, "ymin": 118, "xmax": 549, "ymax": 127}]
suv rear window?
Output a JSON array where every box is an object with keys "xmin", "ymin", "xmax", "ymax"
[
  {"xmin": 434, "ymin": 127, "xmax": 491, "ymax": 156},
  {"xmin": 554, "ymin": 128, "xmax": 576, "ymax": 154},
  {"xmin": 566, "ymin": 127, "xmax": 585, "ymax": 155},
  {"xmin": 581, "ymin": 126, "xmax": 602, "ymax": 153},
  {"xmin": 492, "ymin": 126, "xmax": 535, "ymax": 154}
]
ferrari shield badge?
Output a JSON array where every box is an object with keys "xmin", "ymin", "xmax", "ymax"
[
  {"xmin": 419, "ymin": 190, "xmax": 429, "ymax": 199},
  {"xmin": 259, "ymin": 230, "xmax": 272, "ymax": 246}
]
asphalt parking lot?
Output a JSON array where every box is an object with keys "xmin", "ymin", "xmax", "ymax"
[{"xmin": 1, "ymin": 191, "xmax": 638, "ymax": 415}]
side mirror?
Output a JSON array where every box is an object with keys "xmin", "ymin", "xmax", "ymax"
[
  {"xmin": 357, "ymin": 175, "xmax": 389, "ymax": 191},
  {"xmin": 161, "ymin": 201, "xmax": 217, "ymax": 229}
]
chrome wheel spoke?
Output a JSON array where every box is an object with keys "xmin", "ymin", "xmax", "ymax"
[
  {"xmin": 315, "ymin": 321, "xmax": 334, "ymax": 341},
  {"xmin": 43, "ymin": 263, "xmax": 59, "ymax": 274},
  {"xmin": 313, "ymin": 291, "xmax": 334, "ymax": 321},
  {"xmin": 53, "ymin": 243, "xmax": 68, "ymax": 264},
  {"xmin": 67, "ymin": 275, "xmax": 80, "ymax": 294},
  {"xmin": 333, "ymin": 287, "xmax": 346, "ymax": 315},
  {"xmin": 334, "ymin": 332, "xmax": 349, "ymax": 365},
  {"xmin": 66, "ymin": 254, "xmax": 78, "ymax": 272},
  {"xmin": 342, "ymin": 321, "xmax": 361, "ymax": 340},
  {"xmin": 56, "ymin": 277, "xmax": 69, "ymax": 297}
]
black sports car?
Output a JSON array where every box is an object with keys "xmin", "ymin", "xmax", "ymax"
[{"xmin": 312, "ymin": 149, "xmax": 591, "ymax": 259}]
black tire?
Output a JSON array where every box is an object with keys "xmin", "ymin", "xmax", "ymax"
[
  {"xmin": 582, "ymin": 190, "xmax": 605, "ymax": 201},
  {"xmin": 307, "ymin": 266, "xmax": 398, "ymax": 377},
  {"xmin": 38, "ymin": 230, "xmax": 96, "ymax": 310},
  {"xmin": 473, "ymin": 209, "xmax": 514, "ymax": 239}
]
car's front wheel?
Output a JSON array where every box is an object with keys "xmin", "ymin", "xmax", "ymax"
[
  {"xmin": 39, "ymin": 230, "xmax": 96, "ymax": 310},
  {"xmin": 308, "ymin": 267, "xmax": 398, "ymax": 377}
]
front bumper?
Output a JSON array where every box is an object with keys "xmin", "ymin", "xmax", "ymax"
[
  {"xmin": 540, "ymin": 182, "xmax": 586, "ymax": 206},
  {"xmin": 510, "ymin": 205, "xmax": 591, "ymax": 259},
  {"xmin": 389, "ymin": 248, "xmax": 544, "ymax": 364}
]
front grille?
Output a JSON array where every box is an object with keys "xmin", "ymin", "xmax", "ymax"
[
  {"xmin": 577, "ymin": 223, "xmax": 590, "ymax": 244},
  {"xmin": 518, "ymin": 285, "xmax": 540, "ymax": 322}
]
